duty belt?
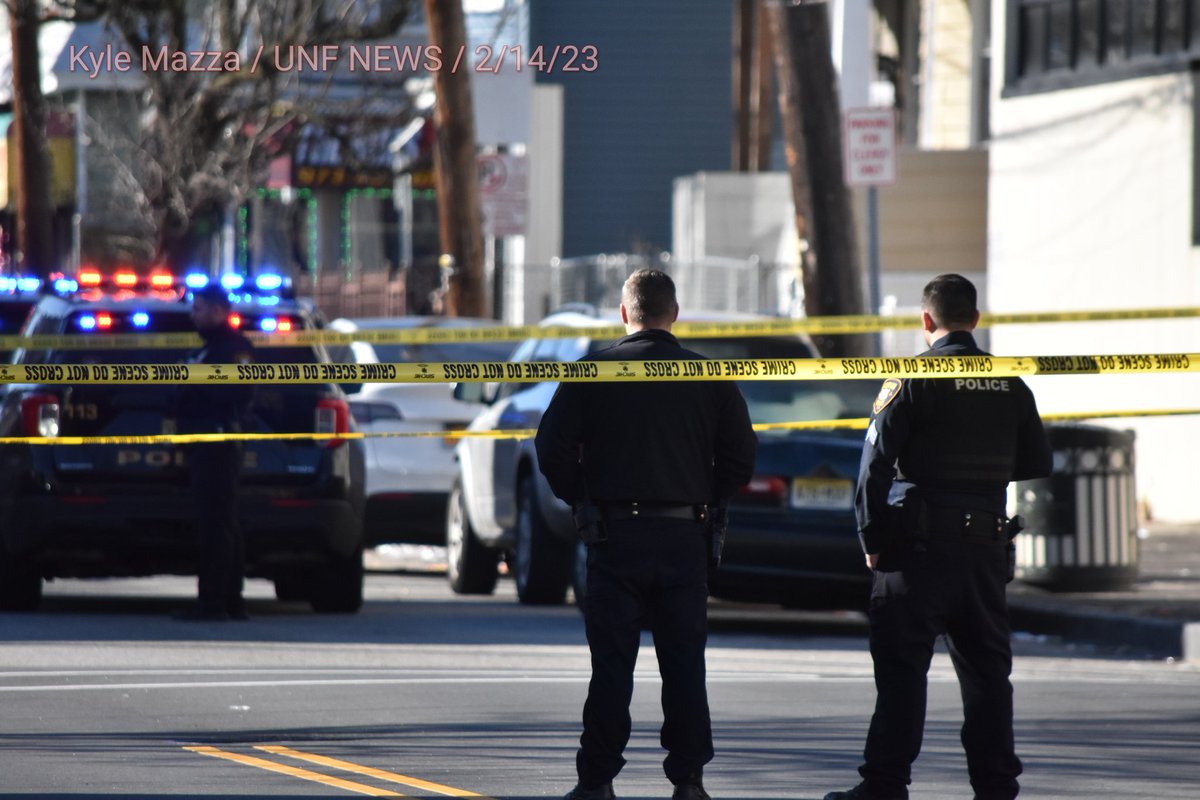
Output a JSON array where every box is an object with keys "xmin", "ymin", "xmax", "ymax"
[
  {"xmin": 602, "ymin": 502, "xmax": 708, "ymax": 522},
  {"xmin": 923, "ymin": 505, "xmax": 1007, "ymax": 542}
]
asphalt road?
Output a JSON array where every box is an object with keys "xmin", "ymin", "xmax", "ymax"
[{"xmin": 1, "ymin": 564, "xmax": 1198, "ymax": 799}]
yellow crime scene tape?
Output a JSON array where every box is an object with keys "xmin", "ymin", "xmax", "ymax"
[
  {"xmin": 0, "ymin": 352, "xmax": 1195, "ymax": 385},
  {"xmin": 2, "ymin": 304, "xmax": 1199, "ymax": 350},
  {"xmin": 3, "ymin": 408, "xmax": 1197, "ymax": 446}
]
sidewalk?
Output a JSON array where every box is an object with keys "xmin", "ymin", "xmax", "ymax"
[{"xmin": 1007, "ymin": 522, "xmax": 1200, "ymax": 660}]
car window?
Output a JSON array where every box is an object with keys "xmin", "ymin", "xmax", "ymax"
[
  {"xmin": 555, "ymin": 335, "xmax": 595, "ymax": 361},
  {"xmin": 532, "ymin": 337, "xmax": 560, "ymax": 361},
  {"xmin": 0, "ymin": 304, "xmax": 31, "ymax": 332},
  {"xmin": 371, "ymin": 341, "xmax": 515, "ymax": 364},
  {"xmin": 682, "ymin": 336, "xmax": 874, "ymax": 425},
  {"xmin": 493, "ymin": 338, "xmax": 540, "ymax": 401},
  {"xmin": 509, "ymin": 338, "xmax": 537, "ymax": 363}
]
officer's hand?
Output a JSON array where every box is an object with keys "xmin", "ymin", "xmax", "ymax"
[{"xmin": 865, "ymin": 552, "xmax": 879, "ymax": 570}]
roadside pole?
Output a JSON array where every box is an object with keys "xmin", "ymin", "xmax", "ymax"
[{"xmin": 842, "ymin": 107, "xmax": 897, "ymax": 353}]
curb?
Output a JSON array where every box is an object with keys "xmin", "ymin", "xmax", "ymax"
[{"xmin": 1008, "ymin": 598, "xmax": 1200, "ymax": 661}]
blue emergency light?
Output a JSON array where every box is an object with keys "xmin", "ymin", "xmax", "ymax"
[
  {"xmin": 255, "ymin": 273, "xmax": 284, "ymax": 291},
  {"xmin": 219, "ymin": 274, "xmax": 246, "ymax": 291}
]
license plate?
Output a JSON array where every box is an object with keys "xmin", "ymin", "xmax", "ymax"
[{"xmin": 790, "ymin": 477, "xmax": 853, "ymax": 510}]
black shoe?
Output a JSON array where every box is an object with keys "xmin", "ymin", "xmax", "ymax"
[
  {"xmin": 672, "ymin": 778, "xmax": 711, "ymax": 800},
  {"xmin": 563, "ymin": 782, "xmax": 616, "ymax": 800},
  {"xmin": 824, "ymin": 782, "xmax": 906, "ymax": 800},
  {"xmin": 226, "ymin": 601, "xmax": 249, "ymax": 621},
  {"xmin": 171, "ymin": 605, "xmax": 230, "ymax": 622}
]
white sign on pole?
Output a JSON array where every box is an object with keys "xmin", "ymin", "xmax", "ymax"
[
  {"xmin": 477, "ymin": 152, "xmax": 528, "ymax": 237},
  {"xmin": 843, "ymin": 108, "xmax": 897, "ymax": 187}
]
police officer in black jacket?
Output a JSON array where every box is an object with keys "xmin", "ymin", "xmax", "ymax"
[
  {"xmin": 825, "ymin": 274, "xmax": 1052, "ymax": 800},
  {"xmin": 172, "ymin": 284, "xmax": 257, "ymax": 621},
  {"xmin": 536, "ymin": 269, "xmax": 757, "ymax": 800}
]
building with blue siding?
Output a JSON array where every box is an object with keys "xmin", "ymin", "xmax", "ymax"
[{"xmin": 529, "ymin": 0, "xmax": 732, "ymax": 256}]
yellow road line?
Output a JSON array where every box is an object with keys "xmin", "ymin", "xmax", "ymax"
[
  {"xmin": 257, "ymin": 745, "xmax": 493, "ymax": 798},
  {"xmin": 183, "ymin": 745, "xmax": 404, "ymax": 797}
]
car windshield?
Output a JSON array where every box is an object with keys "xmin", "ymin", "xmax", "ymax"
[
  {"xmin": 24, "ymin": 309, "xmax": 321, "ymax": 366},
  {"xmin": 520, "ymin": 330, "xmax": 879, "ymax": 425},
  {"xmin": 683, "ymin": 336, "xmax": 876, "ymax": 424},
  {"xmin": 371, "ymin": 341, "xmax": 516, "ymax": 363}
]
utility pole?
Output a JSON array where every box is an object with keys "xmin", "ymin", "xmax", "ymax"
[
  {"xmin": 422, "ymin": 0, "xmax": 486, "ymax": 317},
  {"xmin": 8, "ymin": 0, "xmax": 56, "ymax": 278},
  {"xmin": 732, "ymin": 0, "xmax": 774, "ymax": 172},
  {"xmin": 752, "ymin": 1, "xmax": 774, "ymax": 171},
  {"xmin": 768, "ymin": 0, "xmax": 869, "ymax": 357}
]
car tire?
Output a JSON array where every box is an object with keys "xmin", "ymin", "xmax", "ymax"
[
  {"xmin": 309, "ymin": 546, "xmax": 365, "ymax": 613},
  {"xmin": 0, "ymin": 549, "xmax": 41, "ymax": 611},
  {"xmin": 513, "ymin": 473, "xmax": 572, "ymax": 605},
  {"xmin": 446, "ymin": 478, "xmax": 499, "ymax": 595},
  {"xmin": 571, "ymin": 539, "xmax": 588, "ymax": 614}
]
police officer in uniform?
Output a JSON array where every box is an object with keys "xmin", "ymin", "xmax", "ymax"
[
  {"xmin": 824, "ymin": 274, "xmax": 1052, "ymax": 800},
  {"xmin": 536, "ymin": 269, "xmax": 757, "ymax": 800},
  {"xmin": 173, "ymin": 283, "xmax": 257, "ymax": 621}
]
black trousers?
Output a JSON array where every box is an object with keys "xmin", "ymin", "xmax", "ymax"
[
  {"xmin": 860, "ymin": 534, "xmax": 1021, "ymax": 800},
  {"xmin": 189, "ymin": 441, "xmax": 245, "ymax": 613},
  {"xmin": 576, "ymin": 517, "xmax": 712, "ymax": 788}
]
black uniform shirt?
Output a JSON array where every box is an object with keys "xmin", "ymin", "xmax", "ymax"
[
  {"xmin": 535, "ymin": 328, "xmax": 757, "ymax": 507},
  {"xmin": 855, "ymin": 331, "xmax": 1052, "ymax": 554},
  {"xmin": 175, "ymin": 325, "xmax": 257, "ymax": 435}
]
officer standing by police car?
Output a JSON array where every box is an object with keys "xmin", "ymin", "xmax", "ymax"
[
  {"xmin": 824, "ymin": 274, "xmax": 1052, "ymax": 800},
  {"xmin": 172, "ymin": 283, "xmax": 257, "ymax": 621},
  {"xmin": 536, "ymin": 269, "xmax": 757, "ymax": 800}
]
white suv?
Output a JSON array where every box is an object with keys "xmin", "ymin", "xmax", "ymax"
[{"xmin": 446, "ymin": 308, "xmax": 876, "ymax": 610}]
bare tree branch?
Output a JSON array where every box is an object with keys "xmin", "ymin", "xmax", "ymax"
[{"xmin": 59, "ymin": 0, "xmax": 417, "ymax": 263}]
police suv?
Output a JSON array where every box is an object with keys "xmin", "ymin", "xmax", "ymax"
[{"xmin": 0, "ymin": 269, "xmax": 367, "ymax": 612}]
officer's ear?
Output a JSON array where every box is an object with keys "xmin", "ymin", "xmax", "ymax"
[
  {"xmin": 619, "ymin": 303, "xmax": 630, "ymax": 325},
  {"xmin": 920, "ymin": 309, "xmax": 937, "ymax": 334}
]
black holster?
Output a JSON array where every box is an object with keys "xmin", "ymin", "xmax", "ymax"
[
  {"xmin": 573, "ymin": 501, "xmax": 607, "ymax": 545},
  {"xmin": 1004, "ymin": 514, "xmax": 1025, "ymax": 583},
  {"xmin": 706, "ymin": 504, "xmax": 729, "ymax": 569}
]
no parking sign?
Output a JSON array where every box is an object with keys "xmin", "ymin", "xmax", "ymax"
[
  {"xmin": 843, "ymin": 108, "xmax": 897, "ymax": 187},
  {"xmin": 477, "ymin": 152, "xmax": 527, "ymax": 236}
]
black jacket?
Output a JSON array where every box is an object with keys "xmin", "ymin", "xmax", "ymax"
[
  {"xmin": 855, "ymin": 331, "xmax": 1052, "ymax": 554},
  {"xmin": 175, "ymin": 325, "xmax": 257, "ymax": 435},
  {"xmin": 535, "ymin": 328, "xmax": 757, "ymax": 506}
]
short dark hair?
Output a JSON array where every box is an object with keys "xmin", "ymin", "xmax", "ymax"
[
  {"xmin": 192, "ymin": 283, "xmax": 232, "ymax": 309},
  {"xmin": 621, "ymin": 268, "xmax": 677, "ymax": 324},
  {"xmin": 922, "ymin": 273, "xmax": 977, "ymax": 329}
]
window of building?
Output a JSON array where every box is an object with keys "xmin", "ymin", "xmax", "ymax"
[{"xmin": 1006, "ymin": 0, "xmax": 1200, "ymax": 93}]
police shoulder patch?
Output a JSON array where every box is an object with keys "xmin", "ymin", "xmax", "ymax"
[{"xmin": 872, "ymin": 377, "xmax": 903, "ymax": 415}]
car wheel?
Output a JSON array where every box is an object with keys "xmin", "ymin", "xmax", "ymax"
[
  {"xmin": 446, "ymin": 478, "xmax": 499, "ymax": 595},
  {"xmin": 0, "ymin": 549, "xmax": 41, "ymax": 611},
  {"xmin": 571, "ymin": 539, "xmax": 588, "ymax": 614},
  {"xmin": 513, "ymin": 473, "xmax": 572, "ymax": 605},
  {"xmin": 309, "ymin": 546, "xmax": 365, "ymax": 613}
]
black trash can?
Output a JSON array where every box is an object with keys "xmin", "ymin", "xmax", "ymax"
[{"xmin": 1012, "ymin": 423, "xmax": 1139, "ymax": 591}]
